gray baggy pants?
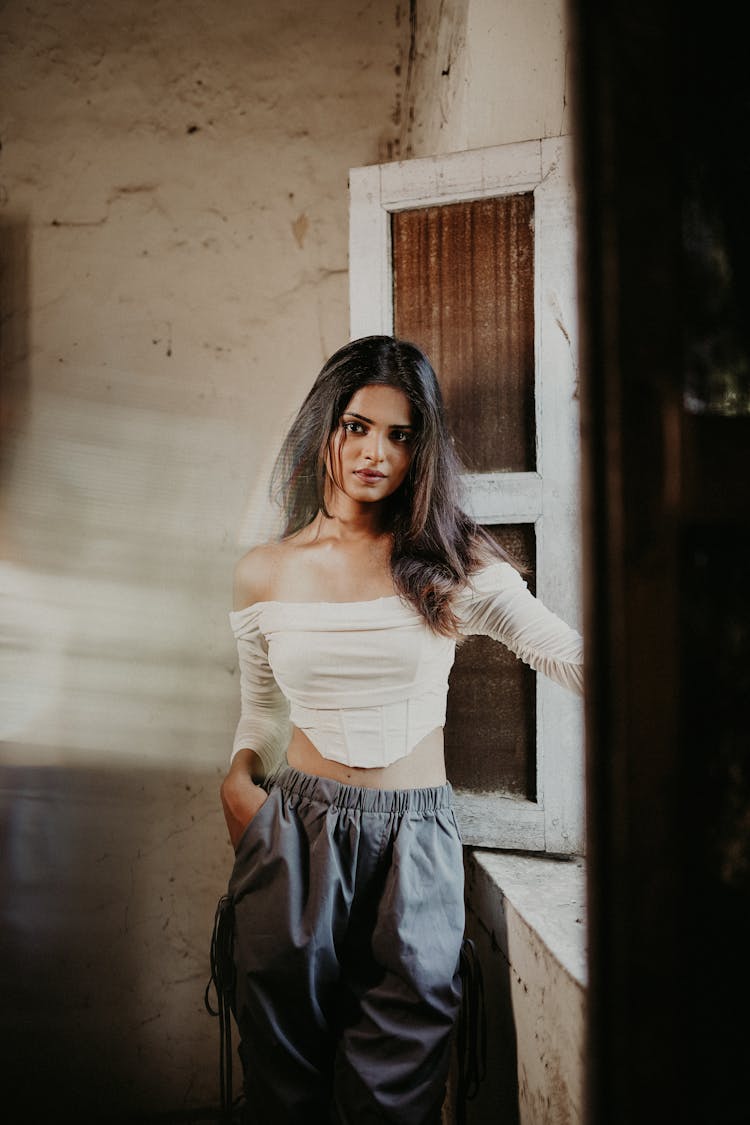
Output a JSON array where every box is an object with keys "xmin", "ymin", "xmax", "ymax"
[{"xmin": 227, "ymin": 766, "xmax": 465, "ymax": 1125}]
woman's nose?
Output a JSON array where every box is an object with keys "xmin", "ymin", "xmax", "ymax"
[{"xmin": 363, "ymin": 430, "xmax": 385, "ymax": 461}]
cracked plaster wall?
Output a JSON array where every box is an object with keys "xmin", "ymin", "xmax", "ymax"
[
  {"xmin": 0, "ymin": 0, "xmax": 405, "ymax": 1117},
  {"xmin": 400, "ymin": 0, "xmax": 572, "ymax": 157},
  {"xmin": 0, "ymin": 0, "xmax": 575, "ymax": 1119}
]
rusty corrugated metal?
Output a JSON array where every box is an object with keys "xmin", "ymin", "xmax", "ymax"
[
  {"xmin": 444, "ymin": 524, "xmax": 536, "ymax": 797},
  {"xmin": 392, "ymin": 193, "xmax": 535, "ymax": 472},
  {"xmin": 393, "ymin": 197, "xmax": 537, "ymax": 799}
]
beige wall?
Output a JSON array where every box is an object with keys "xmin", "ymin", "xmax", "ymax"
[
  {"xmin": 400, "ymin": 0, "xmax": 572, "ymax": 158},
  {"xmin": 1, "ymin": 0, "xmax": 404, "ymax": 771},
  {"xmin": 0, "ymin": 1, "xmax": 405, "ymax": 1116},
  {"xmin": 0, "ymin": 0, "xmax": 573, "ymax": 1119}
]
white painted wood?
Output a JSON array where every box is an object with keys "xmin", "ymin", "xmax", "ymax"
[
  {"xmin": 534, "ymin": 136, "xmax": 585, "ymax": 853},
  {"xmin": 462, "ymin": 473, "xmax": 543, "ymax": 524},
  {"xmin": 453, "ymin": 791, "xmax": 546, "ymax": 851},
  {"xmin": 348, "ymin": 165, "xmax": 392, "ymax": 339},
  {"xmin": 349, "ymin": 138, "xmax": 584, "ymax": 854},
  {"xmin": 378, "ymin": 141, "xmax": 543, "ymax": 208}
]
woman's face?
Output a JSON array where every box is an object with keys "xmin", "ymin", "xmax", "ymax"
[{"xmin": 327, "ymin": 384, "xmax": 416, "ymax": 505}]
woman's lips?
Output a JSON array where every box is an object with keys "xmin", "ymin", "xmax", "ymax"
[{"xmin": 355, "ymin": 469, "xmax": 385, "ymax": 481}]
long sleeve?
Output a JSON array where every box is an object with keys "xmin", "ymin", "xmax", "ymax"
[
  {"xmin": 457, "ymin": 562, "xmax": 584, "ymax": 695},
  {"xmin": 228, "ymin": 604, "xmax": 291, "ymax": 774}
]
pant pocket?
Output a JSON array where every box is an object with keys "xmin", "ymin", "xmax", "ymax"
[
  {"xmin": 233, "ymin": 783, "xmax": 277, "ymax": 857},
  {"xmin": 228, "ymin": 786, "xmax": 281, "ymax": 900}
]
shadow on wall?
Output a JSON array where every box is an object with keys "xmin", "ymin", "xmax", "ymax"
[
  {"xmin": 0, "ymin": 217, "xmax": 31, "ymax": 502},
  {"xmin": 459, "ymin": 854, "xmax": 520, "ymax": 1125},
  {"xmin": 0, "ymin": 759, "xmax": 230, "ymax": 1122}
]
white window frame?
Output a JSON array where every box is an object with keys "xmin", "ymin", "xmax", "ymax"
[{"xmin": 349, "ymin": 138, "xmax": 584, "ymax": 854}]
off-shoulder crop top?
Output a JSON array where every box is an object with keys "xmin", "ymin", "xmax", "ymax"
[{"xmin": 228, "ymin": 561, "xmax": 584, "ymax": 774}]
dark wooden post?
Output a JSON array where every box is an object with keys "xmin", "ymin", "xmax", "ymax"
[{"xmin": 570, "ymin": 1, "xmax": 750, "ymax": 1121}]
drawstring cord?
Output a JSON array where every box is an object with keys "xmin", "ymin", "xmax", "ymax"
[
  {"xmin": 455, "ymin": 936, "xmax": 487, "ymax": 1123},
  {"xmin": 204, "ymin": 894, "xmax": 237, "ymax": 1122}
]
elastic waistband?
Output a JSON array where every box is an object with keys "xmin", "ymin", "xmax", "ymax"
[{"xmin": 267, "ymin": 765, "xmax": 454, "ymax": 815}]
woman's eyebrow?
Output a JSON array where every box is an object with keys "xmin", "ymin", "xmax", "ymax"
[{"xmin": 342, "ymin": 411, "xmax": 415, "ymax": 428}]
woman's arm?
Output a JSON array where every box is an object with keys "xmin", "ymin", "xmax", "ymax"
[
  {"xmin": 220, "ymin": 546, "xmax": 290, "ymax": 848},
  {"xmin": 458, "ymin": 561, "xmax": 584, "ymax": 695}
]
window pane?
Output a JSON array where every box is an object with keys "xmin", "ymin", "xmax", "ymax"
[
  {"xmin": 444, "ymin": 524, "xmax": 537, "ymax": 798},
  {"xmin": 392, "ymin": 194, "xmax": 536, "ymax": 472}
]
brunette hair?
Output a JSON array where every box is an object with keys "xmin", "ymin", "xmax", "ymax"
[{"xmin": 270, "ymin": 335, "xmax": 518, "ymax": 634}]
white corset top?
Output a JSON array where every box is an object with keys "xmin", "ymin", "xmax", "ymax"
[
  {"xmin": 228, "ymin": 561, "xmax": 584, "ymax": 773},
  {"xmin": 242, "ymin": 596, "xmax": 453, "ymax": 767}
]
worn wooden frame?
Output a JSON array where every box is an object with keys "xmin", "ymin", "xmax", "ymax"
[{"xmin": 349, "ymin": 138, "xmax": 584, "ymax": 853}]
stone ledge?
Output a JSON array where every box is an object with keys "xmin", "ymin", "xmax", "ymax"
[
  {"xmin": 462, "ymin": 850, "xmax": 587, "ymax": 1123},
  {"xmin": 468, "ymin": 849, "xmax": 587, "ymax": 987}
]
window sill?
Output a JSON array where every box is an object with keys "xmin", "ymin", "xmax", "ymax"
[
  {"xmin": 467, "ymin": 849, "xmax": 587, "ymax": 987},
  {"xmin": 459, "ymin": 849, "xmax": 587, "ymax": 1123}
]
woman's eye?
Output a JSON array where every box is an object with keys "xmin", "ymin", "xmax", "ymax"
[
  {"xmin": 391, "ymin": 429, "xmax": 412, "ymax": 443},
  {"xmin": 343, "ymin": 420, "xmax": 365, "ymax": 435}
]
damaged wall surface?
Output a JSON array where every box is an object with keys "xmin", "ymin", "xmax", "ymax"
[
  {"xmin": 0, "ymin": 1, "xmax": 405, "ymax": 1116},
  {"xmin": 0, "ymin": 0, "xmax": 574, "ymax": 1120}
]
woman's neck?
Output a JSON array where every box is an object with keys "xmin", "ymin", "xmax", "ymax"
[
  {"xmin": 317, "ymin": 486, "xmax": 391, "ymax": 542},
  {"xmin": 313, "ymin": 508, "xmax": 388, "ymax": 544}
]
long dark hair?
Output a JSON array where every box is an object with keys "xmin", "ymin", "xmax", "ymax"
[{"xmin": 270, "ymin": 335, "xmax": 517, "ymax": 634}]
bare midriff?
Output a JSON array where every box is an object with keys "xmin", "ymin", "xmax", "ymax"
[{"xmin": 286, "ymin": 725, "xmax": 447, "ymax": 789}]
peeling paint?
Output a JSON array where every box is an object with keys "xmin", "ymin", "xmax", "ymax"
[{"xmin": 292, "ymin": 211, "xmax": 309, "ymax": 248}]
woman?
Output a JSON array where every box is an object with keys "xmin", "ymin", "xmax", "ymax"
[{"xmin": 217, "ymin": 335, "xmax": 583, "ymax": 1124}]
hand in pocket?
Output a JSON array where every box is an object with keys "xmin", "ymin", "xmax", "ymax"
[{"xmin": 220, "ymin": 759, "xmax": 269, "ymax": 850}]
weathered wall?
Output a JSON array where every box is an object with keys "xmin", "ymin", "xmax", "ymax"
[
  {"xmin": 0, "ymin": 1, "xmax": 404, "ymax": 1117},
  {"xmin": 400, "ymin": 0, "xmax": 572, "ymax": 158},
  {"xmin": 0, "ymin": 0, "xmax": 576, "ymax": 1120},
  {"xmin": 464, "ymin": 853, "xmax": 586, "ymax": 1125},
  {"xmin": 0, "ymin": 0, "xmax": 404, "ymax": 769}
]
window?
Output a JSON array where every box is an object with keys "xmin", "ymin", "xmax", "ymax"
[{"xmin": 349, "ymin": 139, "xmax": 584, "ymax": 852}]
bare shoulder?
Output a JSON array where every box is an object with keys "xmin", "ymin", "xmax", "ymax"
[
  {"xmin": 232, "ymin": 542, "xmax": 285, "ymax": 610},
  {"xmin": 233, "ymin": 530, "xmax": 314, "ymax": 608}
]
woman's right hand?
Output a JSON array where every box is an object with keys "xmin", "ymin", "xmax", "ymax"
[{"xmin": 219, "ymin": 748, "xmax": 269, "ymax": 849}]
